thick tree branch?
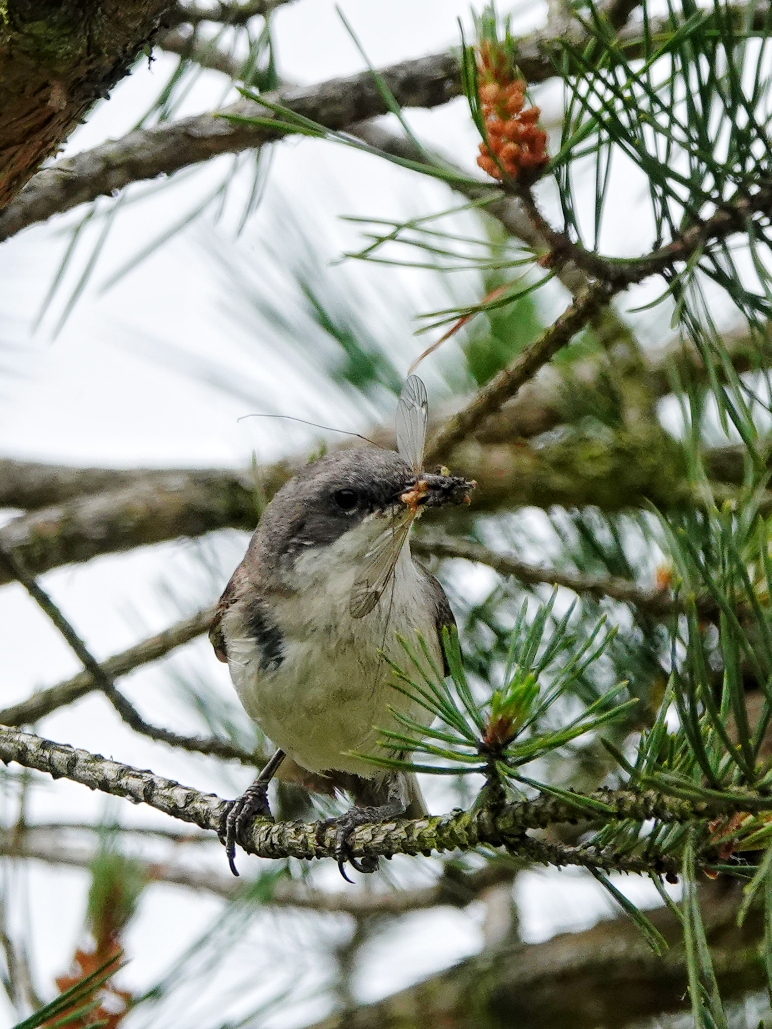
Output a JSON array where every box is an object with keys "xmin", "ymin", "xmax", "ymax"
[
  {"xmin": 0, "ymin": 323, "xmax": 767, "ymax": 522},
  {"xmin": 0, "ymin": 1, "xmax": 176, "ymax": 207},
  {"xmin": 0, "ymin": 460, "xmax": 255, "ymax": 511},
  {"xmin": 0, "ymin": 726, "xmax": 768, "ymax": 870},
  {"xmin": 6, "ymin": 5, "xmax": 768, "ymax": 240},
  {"xmin": 0, "ymin": 472, "xmax": 262, "ymax": 585},
  {"xmin": 0, "ymin": 52, "xmax": 462, "ymax": 241},
  {"xmin": 2, "ymin": 427, "xmax": 763, "ymax": 586}
]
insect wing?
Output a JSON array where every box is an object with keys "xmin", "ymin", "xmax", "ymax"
[
  {"xmin": 396, "ymin": 374, "xmax": 428, "ymax": 474},
  {"xmin": 350, "ymin": 509, "xmax": 414, "ymax": 618}
]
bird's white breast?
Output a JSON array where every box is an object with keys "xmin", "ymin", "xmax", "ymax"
[{"xmin": 223, "ymin": 524, "xmax": 441, "ymax": 776}]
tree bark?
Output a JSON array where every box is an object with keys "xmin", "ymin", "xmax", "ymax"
[{"xmin": 0, "ymin": 0, "xmax": 176, "ymax": 207}]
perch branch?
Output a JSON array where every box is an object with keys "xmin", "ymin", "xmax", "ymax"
[
  {"xmin": 0, "ymin": 726, "xmax": 768, "ymax": 869},
  {"xmin": 1, "ymin": 827, "xmax": 516, "ymax": 914}
]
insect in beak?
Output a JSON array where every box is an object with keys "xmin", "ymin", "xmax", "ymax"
[
  {"xmin": 400, "ymin": 472, "xmax": 475, "ymax": 514},
  {"xmin": 350, "ymin": 376, "xmax": 475, "ymax": 619},
  {"xmin": 399, "ymin": 479, "xmax": 430, "ymax": 514}
]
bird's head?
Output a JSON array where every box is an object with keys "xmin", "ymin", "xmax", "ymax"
[{"xmin": 252, "ymin": 448, "xmax": 475, "ymax": 576}]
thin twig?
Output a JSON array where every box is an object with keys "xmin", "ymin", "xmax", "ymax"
[
  {"xmin": 425, "ymin": 281, "xmax": 615, "ymax": 465},
  {"xmin": 0, "ymin": 607, "xmax": 213, "ymax": 726},
  {"xmin": 165, "ymin": 0, "xmax": 296, "ymax": 28},
  {"xmin": 0, "ymin": 547, "xmax": 260, "ymax": 766},
  {"xmin": 413, "ymin": 532, "xmax": 677, "ymax": 614},
  {"xmin": 158, "ymin": 27, "xmax": 246, "ymax": 77}
]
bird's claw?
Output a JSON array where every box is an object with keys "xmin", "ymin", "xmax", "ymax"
[
  {"xmin": 220, "ymin": 781, "xmax": 273, "ymax": 877},
  {"xmin": 317, "ymin": 807, "xmax": 381, "ymax": 882}
]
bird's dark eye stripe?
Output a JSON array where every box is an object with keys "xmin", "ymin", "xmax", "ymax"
[{"xmin": 333, "ymin": 488, "xmax": 359, "ymax": 512}]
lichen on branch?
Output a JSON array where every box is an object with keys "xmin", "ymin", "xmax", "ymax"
[{"xmin": 0, "ymin": 725, "xmax": 766, "ymax": 874}]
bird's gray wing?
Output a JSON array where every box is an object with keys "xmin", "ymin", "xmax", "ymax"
[
  {"xmin": 209, "ymin": 562, "xmax": 249, "ymax": 663},
  {"xmin": 418, "ymin": 565, "xmax": 456, "ymax": 677}
]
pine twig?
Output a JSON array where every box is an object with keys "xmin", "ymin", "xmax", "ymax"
[
  {"xmin": 413, "ymin": 533, "xmax": 678, "ymax": 614},
  {"xmin": 1, "ymin": 827, "xmax": 516, "ymax": 913},
  {"xmin": 166, "ymin": 0, "xmax": 296, "ymax": 28},
  {"xmin": 425, "ymin": 282, "xmax": 615, "ymax": 465},
  {"xmin": 158, "ymin": 27, "xmax": 246, "ymax": 77}
]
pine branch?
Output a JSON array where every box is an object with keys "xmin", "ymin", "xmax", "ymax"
[
  {"xmin": 475, "ymin": 322, "xmax": 772, "ymax": 445},
  {"xmin": 425, "ymin": 282, "xmax": 615, "ymax": 465},
  {"xmin": 308, "ymin": 883, "xmax": 764, "ymax": 1029},
  {"xmin": 4, "ymin": 3, "xmax": 768, "ymax": 240},
  {"xmin": 0, "ymin": 429, "xmax": 762, "ymax": 585},
  {"xmin": 349, "ymin": 120, "xmax": 592, "ymax": 297},
  {"xmin": 0, "ymin": 321, "xmax": 766, "ymax": 514},
  {"xmin": 2, "ymin": 725, "xmax": 770, "ymax": 869},
  {"xmin": 158, "ymin": 27, "xmax": 247, "ymax": 77},
  {"xmin": 426, "ymin": 186, "xmax": 772, "ymax": 463},
  {"xmin": 0, "ymin": 51, "xmax": 462, "ymax": 241},
  {"xmin": 0, "ymin": 472, "xmax": 261, "ymax": 585},
  {"xmin": 601, "ymin": 185, "xmax": 772, "ymax": 287}
]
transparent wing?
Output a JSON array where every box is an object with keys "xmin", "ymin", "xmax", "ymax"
[
  {"xmin": 350, "ymin": 509, "xmax": 414, "ymax": 618},
  {"xmin": 396, "ymin": 374, "xmax": 428, "ymax": 474}
]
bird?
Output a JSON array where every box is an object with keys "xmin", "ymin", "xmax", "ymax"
[{"xmin": 209, "ymin": 377, "xmax": 475, "ymax": 878}]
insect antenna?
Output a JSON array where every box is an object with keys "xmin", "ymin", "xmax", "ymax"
[{"xmin": 237, "ymin": 413, "xmax": 384, "ymax": 448}]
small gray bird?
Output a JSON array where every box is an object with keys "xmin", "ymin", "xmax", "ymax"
[{"xmin": 210, "ymin": 377, "xmax": 474, "ymax": 877}]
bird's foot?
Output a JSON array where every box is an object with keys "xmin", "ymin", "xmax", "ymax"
[
  {"xmin": 317, "ymin": 806, "xmax": 394, "ymax": 882},
  {"xmin": 220, "ymin": 780, "xmax": 273, "ymax": 877}
]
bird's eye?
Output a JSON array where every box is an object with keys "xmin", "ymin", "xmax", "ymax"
[{"xmin": 333, "ymin": 488, "xmax": 359, "ymax": 512}]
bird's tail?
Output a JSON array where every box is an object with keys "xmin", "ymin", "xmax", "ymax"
[{"xmin": 404, "ymin": 770, "xmax": 428, "ymax": 818}]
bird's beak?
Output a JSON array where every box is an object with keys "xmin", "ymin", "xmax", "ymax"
[{"xmin": 399, "ymin": 472, "xmax": 476, "ymax": 513}]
